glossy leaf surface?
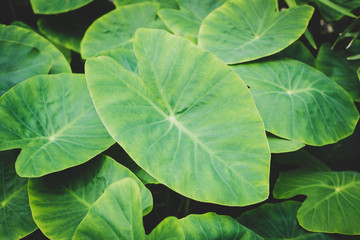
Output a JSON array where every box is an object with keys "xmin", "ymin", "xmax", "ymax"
[
  {"xmin": 86, "ymin": 28, "xmax": 270, "ymax": 206},
  {"xmin": 274, "ymin": 170, "xmax": 360, "ymax": 234},
  {"xmin": 0, "ymin": 74, "xmax": 114, "ymax": 177},
  {"xmin": 29, "ymin": 155, "xmax": 153, "ymax": 240},
  {"xmin": 232, "ymin": 59, "xmax": 359, "ymax": 146},
  {"xmin": 158, "ymin": 0, "xmax": 226, "ymax": 43},
  {"xmin": 316, "ymin": 43, "xmax": 360, "ymax": 102},
  {"xmin": 30, "ymin": 0, "xmax": 94, "ymax": 14},
  {"xmin": 0, "ymin": 24, "xmax": 71, "ymax": 74},
  {"xmin": 198, "ymin": 0, "xmax": 314, "ymax": 64},
  {"xmin": 0, "ymin": 150, "xmax": 37, "ymax": 240},
  {"xmin": 238, "ymin": 201, "xmax": 333, "ymax": 240},
  {"xmin": 0, "ymin": 40, "xmax": 52, "ymax": 96},
  {"xmin": 73, "ymin": 178, "xmax": 146, "ymax": 240},
  {"xmin": 81, "ymin": 3, "xmax": 167, "ymax": 58}
]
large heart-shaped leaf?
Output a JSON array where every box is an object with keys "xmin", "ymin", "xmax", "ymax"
[
  {"xmin": 113, "ymin": 0, "xmax": 178, "ymax": 9},
  {"xmin": 0, "ymin": 24, "xmax": 71, "ymax": 74},
  {"xmin": 158, "ymin": 0, "xmax": 226, "ymax": 43},
  {"xmin": 30, "ymin": 0, "xmax": 94, "ymax": 14},
  {"xmin": 238, "ymin": 201, "xmax": 334, "ymax": 240},
  {"xmin": 86, "ymin": 28, "xmax": 270, "ymax": 206},
  {"xmin": 0, "ymin": 74, "xmax": 114, "ymax": 177},
  {"xmin": 316, "ymin": 43, "xmax": 360, "ymax": 102},
  {"xmin": 274, "ymin": 170, "xmax": 360, "ymax": 234},
  {"xmin": 0, "ymin": 40, "xmax": 52, "ymax": 96},
  {"xmin": 231, "ymin": 59, "xmax": 359, "ymax": 146},
  {"xmin": 0, "ymin": 150, "xmax": 37, "ymax": 240},
  {"xmin": 29, "ymin": 155, "xmax": 153, "ymax": 240},
  {"xmin": 198, "ymin": 0, "xmax": 314, "ymax": 64},
  {"xmin": 81, "ymin": 2, "xmax": 167, "ymax": 59}
]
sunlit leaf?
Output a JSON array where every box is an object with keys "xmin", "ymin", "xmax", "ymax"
[
  {"xmin": 30, "ymin": 0, "xmax": 94, "ymax": 14},
  {"xmin": 86, "ymin": 28, "xmax": 270, "ymax": 206},
  {"xmin": 231, "ymin": 59, "xmax": 359, "ymax": 146},
  {"xmin": 0, "ymin": 74, "xmax": 114, "ymax": 177},
  {"xmin": 198, "ymin": 0, "xmax": 313, "ymax": 64},
  {"xmin": 274, "ymin": 170, "xmax": 360, "ymax": 234}
]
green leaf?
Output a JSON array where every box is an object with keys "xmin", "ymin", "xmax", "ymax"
[
  {"xmin": 148, "ymin": 217, "xmax": 185, "ymax": 239},
  {"xmin": 316, "ymin": 43, "xmax": 360, "ymax": 102},
  {"xmin": 73, "ymin": 178, "xmax": 146, "ymax": 240},
  {"xmin": 0, "ymin": 24, "xmax": 71, "ymax": 74},
  {"xmin": 30, "ymin": 0, "xmax": 94, "ymax": 14},
  {"xmin": 0, "ymin": 150, "xmax": 37, "ymax": 240},
  {"xmin": 275, "ymin": 41, "xmax": 315, "ymax": 67},
  {"xmin": 267, "ymin": 134, "xmax": 305, "ymax": 153},
  {"xmin": 274, "ymin": 149, "xmax": 331, "ymax": 171},
  {"xmin": 86, "ymin": 28, "xmax": 270, "ymax": 206},
  {"xmin": 0, "ymin": 74, "xmax": 114, "ymax": 177},
  {"xmin": 231, "ymin": 59, "xmax": 359, "ymax": 146},
  {"xmin": 81, "ymin": 2, "xmax": 167, "ymax": 59},
  {"xmin": 178, "ymin": 212, "xmax": 263, "ymax": 240},
  {"xmin": 0, "ymin": 40, "xmax": 53, "ymax": 96},
  {"xmin": 158, "ymin": 0, "xmax": 226, "ymax": 43},
  {"xmin": 198, "ymin": 0, "xmax": 314, "ymax": 64},
  {"xmin": 113, "ymin": 0, "xmax": 178, "ymax": 9},
  {"xmin": 274, "ymin": 170, "xmax": 360, "ymax": 234},
  {"xmin": 238, "ymin": 201, "xmax": 334, "ymax": 240},
  {"xmin": 29, "ymin": 155, "xmax": 153, "ymax": 240}
]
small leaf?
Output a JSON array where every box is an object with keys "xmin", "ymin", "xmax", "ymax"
[
  {"xmin": 86, "ymin": 28, "xmax": 270, "ymax": 206},
  {"xmin": 267, "ymin": 134, "xmax": 305, "ymax": 153},
  {"xmin": 317, "ymin": 0, "xmax": 357, "ymax": 18},
  {"xmin": 198, "ymin": 0, "xmax": 314, "ymax": 64},
  {"xmin": 30, "ymin": 0, "xmax": 94, "ymax": 14},
  {"xmin": 0, "ymin": 150, "xmax": 37, "ymax": 240},
  {"xmin": 158, "ymin": 0, "xmax": 226, "ymax": 43},
  {"xmin": 148, "ymin": 217, "xmax": 184, "ymax": 239},
  {"xmin": 231, "ymin": 59, "xmax": 359, "ymax": 146},
  {"xmin": 0, "ymin": 24, "xmax": 71, "ymax": 74},
  {"xmin": 0, "ymin": 74, "xmax": 114, "ymax": 177},
  {"xmin": 81, "ymin": 2, "xmax": 167, "ymax": 59},
  {"xmin": 238, "ymin": 201, "xmax": 334, "ymax": 240},
  {"xmin": 274, "ymin": 41, "xmax": 315, "ymax": 66},
  {"xmin": 29, "ymin": 155, "xmax": 153, "ymax": 240},
  {"xmin": 0, "ymin": 40, "xmax": 53, "ymax": 96},
  {"xmin": 274, "ymin": 170, "xmax": 360, "ymax": 234}
]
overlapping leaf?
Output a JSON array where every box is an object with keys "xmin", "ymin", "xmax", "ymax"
[
  {"xmin": 198, "ymin": 0, "xmax": 314, "ymax": 64},
  {"xmin": 29, "ymin": 155, "xmax": 153, "ymax": 240},
  {"xmin": 0, "ymin": 150, "xmax": 37, "ymax": 240},
  {"xmin": 158, "ymin": 0, "xmax": 226, "ymax": 43},
  {"xmin": 267, "ymin": 134, "xmax": 305, "ymax": 153},
  {"xmin": 0, "ymin": 74, "xmax": 114, "ymax": 177},
  {"xmin": 0, "ymin": 40, "xmax": 52, "ymax": 96},
  {"xmin": 274, "ymin": 171, "xmax": 360, "ymax": 234},
  {"xmin": 232, "ymin": 59, "xmax": 359, "ymax": 146},
  {"xmin": 81, "ymin": 2, "xmax": 167, "ymax": 59},
  {"xmin": 238, "ymin": 201, "xmax": 334, "ymax": 240},
  {"xmin": 86, "ymin": 28, "xmax": 270, "ymax": 206},
  {"xmin": 0, "ymin": 24, "xmax": 71, "ymax": 74}
]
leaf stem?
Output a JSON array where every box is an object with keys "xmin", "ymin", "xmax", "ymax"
[{"xmin": 6, "ymin": 0, "xmax": 16, "ymax": 22}]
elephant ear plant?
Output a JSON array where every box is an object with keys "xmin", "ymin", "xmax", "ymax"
[{"xmin": 0, "ymin": 0, "xmax": 359, "ymax": 239}]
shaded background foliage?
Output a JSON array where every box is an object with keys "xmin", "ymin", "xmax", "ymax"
[{"xmin": 1, "ymin": 0, "xmax": 360, "ymax": 239}]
